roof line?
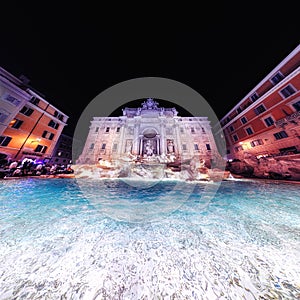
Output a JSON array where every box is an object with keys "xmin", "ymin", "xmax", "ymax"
[{"xmin": 220, "ymin": 43, "xmax": 300, "ymax": 121}]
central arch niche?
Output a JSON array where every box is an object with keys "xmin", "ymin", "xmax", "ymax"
[
  {"xmin": 143, "ymin": 128, "xmax": 157, "ymax": 138},
  {"xmin": 141, "ymin": 128, "xmax": 159, "ymax": 156}
]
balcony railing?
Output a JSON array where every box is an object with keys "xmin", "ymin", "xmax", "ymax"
[{"xmin": 275, "ymin": 111, "xmax": 300, "ymax": 128}]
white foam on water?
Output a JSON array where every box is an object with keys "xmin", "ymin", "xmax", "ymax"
[{"xmin": 1, "ymin": 211, "xmax": 300, "ymax": 299}]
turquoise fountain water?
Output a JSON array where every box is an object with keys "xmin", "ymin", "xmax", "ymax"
[{"xmin": 0, "ymin": 178, "xmax": 299, "ymax": 299}]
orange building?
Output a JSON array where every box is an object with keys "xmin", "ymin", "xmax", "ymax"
[
  {"xmin": 218, "ymin": 44, "xmax": 300, "ymax": 161},
  {"xmin": 0, "ymin": 67, "xmax": 69, "ymax": 162}
]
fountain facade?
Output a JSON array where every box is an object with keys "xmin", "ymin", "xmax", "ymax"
[{"xmin": 75, "ymin": 98, "xmax": 225, "ymax": 180}]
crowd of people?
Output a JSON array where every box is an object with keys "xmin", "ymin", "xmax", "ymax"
[{"xmin": 0, "ymin": 157, "xmax": 74, "ymax": 179}]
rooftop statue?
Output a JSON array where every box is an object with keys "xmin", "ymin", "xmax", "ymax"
[
  {"xmin": 122, "ymin": 98, "xmax": 179, "ymax": 117},
  {"xmin": 172, "ymin": 107, "xmax": 178, "ymax": 116},
  {"xmin": 141, "ymin": 98, "xmax": 159, "ymax": 110}
]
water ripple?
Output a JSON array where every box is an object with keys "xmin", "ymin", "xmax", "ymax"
[{"xmin": 0, "ymin": 179, "xmax": 299, "ymax": 299}]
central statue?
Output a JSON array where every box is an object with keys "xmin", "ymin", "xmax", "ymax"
[{"xmin": 144, "ymin": 140, "xmax": 154, "ymax": 156}]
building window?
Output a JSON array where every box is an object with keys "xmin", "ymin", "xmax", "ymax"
[
  {"xmin": 116, "ymin": 127, "xmax": 120, "ymax": 133},
  {"xmin": 180, "ymin": 128, "xmax": 184, "ymax": 134},
  {"xmin": 250, "ymin": 92, "xmax": 259, "ymax": 102},
  {"xmin": 232, "ymin": 134, "xmax": 238, "ymax": 142},
  {"xmin": 292, "ymin": 100, "xmax": 300, "ymax": 111},
  {"xmin": 0, "ymin": 135, "xmax": 12, "ymax": 146},
  {"xmin": 182, "ymin": 144, "xmax": 187, "ymax": 151},
  {"xmin": 206, "ymin": 144, "xmax": 211, "ymax": 151},
  {"xmin": 9, "ymin": 118, "xmax": 23, "ymax": 129},
  {"xmin": 34, "ymin": 145, "xmax": 48, "ymax": 153},
  {"xmin": 240, "ymin": 116, "xmax": 247, "ymax": 124},
  {"xmin": 194, "ymin": 144, "xmax": 199, "ymax": 150},
  {"xmin": 254, "ymin": 104, "xmax": 266, "ymax": 115},
  {"xmin": 2, "ymin": 93, "xmax": 21, "ymax": 106},
  {"xmin": 201, "ymin": 127, "xmax": 206, "ymax": 133},
  {"xmin": 101, "ymin": 143, "xmax": 106, "ymax": 150},
  {"xmin": 236, "ymin": 107, "xmax": 242, "ymax": 114},
  {"xmin": 48, "ymin": 120, "xmax": 59, "ymax": 129},
  {"xmin": 245, "ymin": 127, "xmax": 254, "ymax": 135},
  {"xmin": 274, "ymin": 131, "xmax": 288, "ymax": 140},
  {"xmin": 105, "ymin": 127, "xmax": 110, "ymax": 133},
  {"xmin": 235, "ymin": 145, "xmax": 244, "ymax": 152},
  {"xmin": 95, "ymin": 127, "xmax": 99, "ymax": 133},
  {"xmin": 89, "ymin": 143, "xmax": 94, "ymax": 150},
  {"xmin": 191, "ymin": 127, "xmax": 195, "ymax": 133},
  {"xmin": 229, "ymin": 125, "xmax": 234, "ymax": 132},
  {"xmin": 112, "ymin": 143, "xmax": 118, "ymax": 151},
  {"xmin": 20, "ymin": 106, "xmax": 34, "ymax": 116},
  {"xmin": 264, "ymin": 116, "xmax": 274, "ymax": 127},
  {"xmin": 30, "ymin": 97, "xmax": 40, "ymax": 106},
  {"xmin": 280, "ymin": 84, "xmax": 296, "ymax": 98},
  {"xmin": 279, "ymin": 146, "xmax": 298, "ymax": 155},
  {"xmin": 54, "ymin": 111, "xmax": 64, "ymax": 121},
  {"xmin": 270, "ymin": 72, "xmax": 284, "ymax": 85},
  {"xmin": 250, "ymin": 139, "xmax": 263, "ymax": 147},
  {"xmin": 0, "ymin": 109, "xmax": 9, "ymax": 123},
  {"xmin": 42, "ymin": 131, "xmax": 55, "ymax": 140}
]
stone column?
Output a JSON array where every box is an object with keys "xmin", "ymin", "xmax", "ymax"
[
  {"xmin": 174, "ymin": 120, "xmax": 182, "ymax": 156},
  {"xmin": 188, "ymin": 124, "xmax": 195, "ymax": 158},
  {"xmin": 118, "ymin": 119, "xmax": 127, "ymax": 156},
  {"xmin": 160, "ymin": 118, "xmax": 166, "ymax": 155},
  {"xmin": 139, "ymin": 137, "xmax": 143, "ymax": 155},
  {"xmin": 132, "ymin": 118, "xmax": 140, "ymax": 155},
  {"xmin": 156, "ymin": 137, "xmax": 160, "ymax": 155}
]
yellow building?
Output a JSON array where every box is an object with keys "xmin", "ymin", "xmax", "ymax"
[{"xmin": 0, "ymin": 66, "xmax": 69, "ymax": 162}]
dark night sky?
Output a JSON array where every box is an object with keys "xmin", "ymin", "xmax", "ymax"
[{"xmin": 1, "ymin": 3, "xmax": 299, "ymax": 136}]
